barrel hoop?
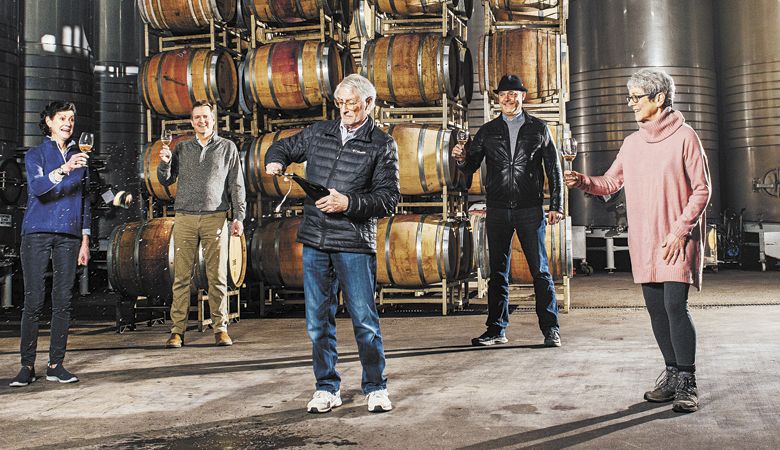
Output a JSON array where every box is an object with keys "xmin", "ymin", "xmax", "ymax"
[
  {"xmin": 297, "ymin": 43, "xmax": 312, "ymax": 108},
  {"xmin": 184, "ymin": 0, "xmax": 202, "ymax": 29},
  {"xmin": 384, "ymin": 215, "xmax": 395, "ymax": 286},
  {"xmin": 434, "ymin": 126, "xmax": 445, "ymax": 188},
  {"xmin": 482, "ymin": 34, "xmax": 490, "ymax": 93},
  {"xmin": 155, "ymin": 53, "xmax": 173, "ymax": 115},
  {"xmin": 132, "ymin": 222, "xmax": 144, "ymax": 292},
  {"xmin": 416, "ymin": 125, "xmax": 428, "ymax": 193},
  {"xmin": 266, "ymin": 44, "xmax": 282, "ymax": 109},
  {"xmin": 267, "ymin": 0, "xmax": 285, "ymax": 24},
  {"xmin": 444, "ymin": 36, "xmax": 455, "ymax": 99},
  {"xmin": 207, "ymin": 51, "xmax": 220, "ymax": 106},
  {"xmin": 106, "ymin": 224, "xmax": 121, "ymax": 294},
  {"xmin": 247, "ymin": 48, "xmax": 262, "ymax": 106},
  {"xmin": 420, "ymin": 0, "xmax": 429, "ymax": 14},
  {"xmin": 433, "ymin": 216, "xmax": 443, "ymax": 282},
  {"xmin": 255, "ymin": 223, "xmax": 265, "ymax": 284},
  {"xmin": 320, "ymin": 42, "xmax": 335, "ymax": 99},
  {"xmin": 440, "ymin": 219, "xmax": 450, "ymax": 280},
  {"xmin": 386, "ymin": 35, "xmax": 397, "ymax": 104},
  {"xmin": 150, "ymin": 0, "xmax": 167, "ymax": 29},
  {"xmin": 296, "ymin": 0, "xmax": 308, "ymax": 18},
  {"xmin": 435, "ymin": 36, "xmax": 445, "ymax": 100},
  {"xmin": 139, "ymin": 60, "xmax": 153, "ymax": 114},
  {"xmin": 185, "ymin": 50, "xmax": 197, "ymax": 107},
  {"xmin": 416, "ymin": 215, "xmax": 427, "ymax": 285},
  {"xmin": 388, "ymin": 0, "xmax": 399, "ymax": 16},
  {"xmin": 416, "ymin": 34, "xmax": 428, "ymax": 104},
  {"xmin": 364, "ymin": 40, "xmax": 376, "ymax": 83},
  {"xmin": 206, "ymin": 0, "xmax": 223, "ymax": 22},
  {"xmin": 315, "ymin": 42, "xmax": 327, "ymax": 103}
]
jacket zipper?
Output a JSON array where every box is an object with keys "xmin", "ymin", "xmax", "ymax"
[{"xmin": 319, "ymin": 138, "xmax": 346, "ymax": 248}]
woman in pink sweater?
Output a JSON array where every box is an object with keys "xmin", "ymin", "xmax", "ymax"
[{"xmin": 565, "ymin": 69, "xmax": 711, "ymax": 413}]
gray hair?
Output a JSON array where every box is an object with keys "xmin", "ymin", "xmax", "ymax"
[
  {"xmin": 335, "ymin": 74, "xmax": 377, "ymax": 106},
  {"xmin": 627, "ymin": 69, "xmax": 675, "ymax": 108}
]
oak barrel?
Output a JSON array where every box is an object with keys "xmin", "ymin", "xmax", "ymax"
[
  {"xmin": 468, "ymin": 210, "xmax": 570, "ymax": 283},
  {"xmin": 349, "ymin": 0, "xmax": 375, "ymax": 41},
  {"xmin": 376, "ymin": 214, "xmax": 470, "ymax": 287},
  {"xmin": 108, "ymin": 218, "xmax": 247, "ymax": 300},
  {"xmin": 251, "ymin": 216, "xmax": 304, "ymax": 288},
  {"xmin": 374, "ymin": 0, "xmax": 456, "ymax": 16},
  {"xmin": 243, "ymin": 129, "xmax": 307, "ymax": 198},
  {"xmin": 242, "ymin": 0, "xmax": 343, "ymax": 26},
  {"xmin": 141, "ymin": 135, "xmax": 193, "ymax": 201},
  {"xmin": 489, "ymin": 0, "xmax": 558, "ymax": 21},
  {"xmin": 137, "ymin": 0, "xmax": 236, "ymax": 33},
  {"xmin": 388, "ymin": 124, "xmax": 465, "ymax": 195},
  {"xmin": 139, "ymin": 48, "xmax": 237, "ymax": 116},
  {"xmin": 245, "ymin": 40, "xmax": 342, "ymax": 110},
  {"xmin": 479, "ymin": 29, "xmax": 558, "ymax": 103},
  {"xmin": 362, "ymin": 33, "xmax": 460, "ymax": 106}
]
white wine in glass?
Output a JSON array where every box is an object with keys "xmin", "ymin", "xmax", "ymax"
[
  {"xmin": 161, "ymin": 129, "xmax": 173, "ymax": 145},
  {"xmin": 79, "ymin": 132, "xmax": 94, "ymax": 153},
  {"xmin": 562, "ymin": 137, "xmax": 578, "ymax": 170}
]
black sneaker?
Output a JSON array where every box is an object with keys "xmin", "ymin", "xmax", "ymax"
[
  {"xmin": 471, "ymin": 330, "xmax": 508, "ymax": 346},
  {"xmin": 673, "ymin": 371, "xmax": 698, "ymax": 413},
  {"xmin": 644, "ymin": 366, "xmax": 678, "ymax": 402},
  {"xmin": 544, "ymin": 329, "xmax": 562, "ymax": 347},
  {"xmin": 9, "ymin": 366, "xmax": 36, "ymax": 387},
  {"xmin": 46, "ymin": 365, "xmax": 79, "ymax": 384}
]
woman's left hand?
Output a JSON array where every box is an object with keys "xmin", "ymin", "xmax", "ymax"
[
  {"xmin": 661, "ymin": 233, "xmax": 686, "ymax": 265},
  {"xmin": 78, "ymin": 238, "xmax": 90, "ymax": 266}
]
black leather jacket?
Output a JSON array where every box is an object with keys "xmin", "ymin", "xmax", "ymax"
[
  {"xmin": 265, "ymin": 117, "xmax": 400, "ymax": 253},
  {"xmin": 459, "ymin": 112, "xmax": 563, "ymax": 212}
]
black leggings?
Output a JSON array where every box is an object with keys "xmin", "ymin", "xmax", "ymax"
[{"xmin": 642, "ymin": 282, "xmax": 696, "ymax": 370}]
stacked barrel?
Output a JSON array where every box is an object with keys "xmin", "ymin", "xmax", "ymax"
[{"xmin": 472, "ymin": 0, "xmax": 572, "ymax": 305}]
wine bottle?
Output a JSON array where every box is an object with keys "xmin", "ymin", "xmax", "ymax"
[{"xmin": 286, "ymin": 173, "xmax": 330, "ymax": 201}]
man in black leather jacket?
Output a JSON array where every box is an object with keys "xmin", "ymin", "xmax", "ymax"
[
  {"xmin": 453, "ymin": 74, "xmax": 564, "ymax": 348},
  {"xmin": 265, "ymin": 74, "xmax": 400, "ymax": 414}
]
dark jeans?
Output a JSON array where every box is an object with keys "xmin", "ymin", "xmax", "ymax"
[
  {"xmin": 486, "ymin": 206, "xmax": 559, "ymax": 334},
  {"xmin": 642, "ymin": 282, "xmax": 696, "ymax": 368},
  {"xmin": 302, "ymin": 245, "xmax": 387, "ymax": 395},
  {"xmin": 20, "ymin": 233, "xmax": 80, "ymax": 367}
]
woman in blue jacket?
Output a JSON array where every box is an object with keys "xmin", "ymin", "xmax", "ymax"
[{"xmin": 9, "ymin": 101, "xmax": 91, "ymax": 387}]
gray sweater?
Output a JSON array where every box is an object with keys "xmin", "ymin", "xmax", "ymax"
[{"xmin": 157, "ymin": 133, "xmax": 246, "ymax": 221}]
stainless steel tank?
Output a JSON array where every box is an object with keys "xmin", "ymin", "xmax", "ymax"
[
  {"xmin": 92, "ymin": 0, "xmax": 145, "ymax": 239},
  {"xmin": 716, "ymin": 0, "xmax": 780, "ymax": 223},
  {"xmin": 567, "ymin": 0, "xmax": 721, "ymax": 227},
  {"xmin": 0, "ymin": 0, "xmax": 20, "ymax": 156},
  {"xmin": 22, "ymin": 0, "xmax": 95, "ymax": 148}
]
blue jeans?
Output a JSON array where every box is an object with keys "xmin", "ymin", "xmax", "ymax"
[
  {"xmin": 302, "ymin": 245, "xmax": 387, "ymax": 394},
  {"xmin": 20, "ymin": 233, "xmax": 80, "ymax": 366},
  {"xmin": 486, "ymin": 206, "xmax": 559, "ymax": 334}
]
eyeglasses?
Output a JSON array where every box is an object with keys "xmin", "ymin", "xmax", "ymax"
[
  {"xmin": 334, "ymin": 98, "xmax": 363, "ymax": 110},
  {"xmin": 626, "ymin": 93, "xmax": 654, "ymax": 104},
  {"xmin": 498, "ymin": 91, "xmax": 521, "ymax": 98}
]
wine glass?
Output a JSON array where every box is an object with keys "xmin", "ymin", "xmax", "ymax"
[
  {"xmin": 561, "ymin": 137, "xmax": 578, "ymax": 172},
  {"xmin": 456, "ymin": 129, "xmax": 469, "ymax": 146},
  {"xmin": 161, "ymin": 129, "xmax": 173, "ymax": 146},
  {"xmin": 79, "ymin": 132, "xmax": 94, "ymax": 154}
]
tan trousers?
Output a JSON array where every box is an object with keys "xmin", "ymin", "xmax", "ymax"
[{"xmin": 170, "ymin": 212, "xmax": 229, "ymax": 334}]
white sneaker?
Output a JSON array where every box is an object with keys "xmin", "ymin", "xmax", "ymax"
[
  {"xmin": 367, "ymin": 389, "xmax": 393, "ymax": 413},
  {"xmin": 306, "ymin": 390, "xmax": 342, "ymax": 413}
]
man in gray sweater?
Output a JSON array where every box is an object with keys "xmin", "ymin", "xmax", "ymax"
[{"xmin": 157, "ymin": 100, "xmax": 246, "ymax": 348}]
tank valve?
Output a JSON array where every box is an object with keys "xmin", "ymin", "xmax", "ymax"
[{"xmin": 752, "ymin": 168, "xmax": 779, "ymax": 197}]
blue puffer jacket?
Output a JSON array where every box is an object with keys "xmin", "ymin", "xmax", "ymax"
[{"xmin": 22, "ymin": 138, "xmax": 90, "ymax": 238}]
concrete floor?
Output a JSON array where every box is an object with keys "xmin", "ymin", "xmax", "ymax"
[{"xmin": 1, "ymin": 270, "xmax": 779, "ymax": 449}]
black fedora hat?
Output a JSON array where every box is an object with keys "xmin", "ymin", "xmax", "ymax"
[{"xmin": 494, "ymin": 74, "xmax": 528, "ymax": 93}]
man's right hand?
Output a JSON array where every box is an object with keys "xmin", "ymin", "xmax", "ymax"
[
  {"xmin": 266, "ymin": 162, "xmax": 283, "ymax": 175},
  {"xmin": 563, "ymin": 170, "xmax": 583, "ymax": 188},
  {"xmin": 452, "ymin": 143, "xmax": 466, "ymax": 162},
  {"xmin": 159, "ymin": 144, "xmax": 172, "ymax": 163}
]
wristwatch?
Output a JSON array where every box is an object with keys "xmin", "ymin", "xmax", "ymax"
[{"xmin": 56, "ymin": 166, "xmax": 67, "ymax": 177}]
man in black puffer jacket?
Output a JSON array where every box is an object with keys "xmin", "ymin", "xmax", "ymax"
[
  {"xmin": 265, "ymin": 74, "xmax": 399, "ymax": 414},
  {"xmin": 453, "ymin": 74, "xmax": 564, "ymax": 348}
]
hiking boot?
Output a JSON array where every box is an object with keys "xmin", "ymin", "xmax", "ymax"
[
  {"xmin": 307, "ymin": 390, "xmax": 342, "ymax": 413},
  {"xmin": 471, "ymin": 330, "xmax": 508, "ymax": 346},
  {"xmin": 9, "ymin": 366, "xmax": 36, "ymax": 387},
  {"xmin": 367, "ymin": 389, "xmax": 393, "ymax": 413},
  {"xmin": 644, "ymin": 366, "xmax": 678, "ymax": 402},
  {"xmin": 673, "ymin": 371, "xmax": 699, "ymax": 413},
  {"xmin": 544, "ymin": 329, "xmax": 562, "ymax": 347},
  {"xmin": 215, "ymin": 331, "xmax": 233, "ymax": 346},
  {"xmin": 46, "ymin": 364, "xmax": 79, "ymax": 383},
  {"xmin": 166, "ymin": 333, "xmax": 183, "ymax": 348}
]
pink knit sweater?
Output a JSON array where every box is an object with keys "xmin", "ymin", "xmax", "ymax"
[{"xmin": 578, "ymin": 108, "xmax": 711, "ymax": 289}]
